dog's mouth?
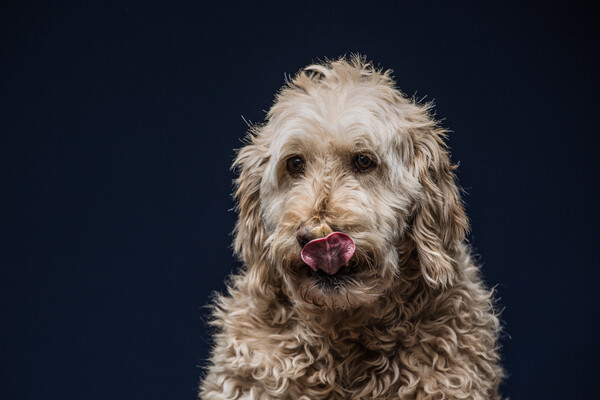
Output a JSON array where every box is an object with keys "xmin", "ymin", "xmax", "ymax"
[
  {"xmin": 298, "ymin": 250, "xmax": 372, "ymax": 289},
  {"xmin": 290, "ymin": 254, "xmax": 381, "ymax": 310},
  {"xmin": 280, "ymin": 231, "xmax": 381, "ymax": 307},
  {"xmin": 308, "ymin": 259, "xmax": 357, "ymax": 289},
  {"xmin": 282, "ymin": 241, "xmax": 382, "ymax": 309}
]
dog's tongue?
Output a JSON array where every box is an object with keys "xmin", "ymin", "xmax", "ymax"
[{"xmin": 301, "ymin": 232, "xmax": 356, "ymax": 275}]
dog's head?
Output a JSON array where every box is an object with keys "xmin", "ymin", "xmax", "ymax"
[{"xmin": 232, "ymin": 57, "xmax": 468, "ymax": 310}]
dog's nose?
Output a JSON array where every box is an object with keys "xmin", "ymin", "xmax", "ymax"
[{"xmin": 296, "ymin": 221, "xmax": 333, "ymax": 247}]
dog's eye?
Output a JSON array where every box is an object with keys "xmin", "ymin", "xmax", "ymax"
[
  {"xmin": 286, "ymin": 156, "xmax": 306, "ymax": 175},
  {"xmin": 354, "ymin": 154, "xmax": 375, "ymax": 171}
]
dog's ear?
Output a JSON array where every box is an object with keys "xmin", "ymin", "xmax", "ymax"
[
  {"xmin": 408, "ymin": 127, "xmax": 469, "ymax": 289},
  {"xmin": 232, "ymin": 129, "xmax": 268, "ymax": 266}
]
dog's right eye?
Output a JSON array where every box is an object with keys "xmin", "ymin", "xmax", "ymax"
[
  {"xmin": 286, "ymin": 156, "xmax": 306, "ymax": 175},
  {"xmin": 354, "ymin": 154, "xmax": 376, "ymax": 172}
]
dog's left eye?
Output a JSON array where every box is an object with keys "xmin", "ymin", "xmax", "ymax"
[
  {"xmin": 286, "ymin": 156, "xmax": 306, "ymax": 175},
  {"xmin": 354, "ymin": 154, "xmax": 375, "ymax": 171}
]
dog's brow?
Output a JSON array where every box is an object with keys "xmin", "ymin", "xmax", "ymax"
[
  {"xmin": 272, "ymin": 132, "xmax": 320, "ymax": 160},
  {"xmin": 351, "ymin": 134, "xmax": 376, "ymax": 148},
  {"xmin": 336, "ymin": 115, "xmax": 384, "ymax": 146}
]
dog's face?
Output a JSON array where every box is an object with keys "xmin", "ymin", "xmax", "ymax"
[{"xmin": 233, "ymin": 58, "xmax": 468, "ymax": 310}]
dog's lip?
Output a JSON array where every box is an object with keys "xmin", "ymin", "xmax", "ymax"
[
  {"xmin": 310, "ymin": 266, "xmax": 351, "ymax": 287},
  {"xmin": 300, "ymin": 232, "xmax": 356, "ymax": 275}
]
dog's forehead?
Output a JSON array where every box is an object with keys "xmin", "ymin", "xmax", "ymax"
[{"xmin": 267, "ymin": 86, "xmax": 400, "ymax": 158}]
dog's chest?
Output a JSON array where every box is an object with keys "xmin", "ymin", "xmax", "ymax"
[{"xmin": 246, "ymin": 325, "xmax": 403, "ymax": 399}]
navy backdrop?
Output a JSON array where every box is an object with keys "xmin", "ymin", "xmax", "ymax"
[{"xmin": 2, "ymin": 1, "xmax": 599, "ymax": 399}]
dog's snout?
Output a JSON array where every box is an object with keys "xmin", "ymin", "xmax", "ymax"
[{"xmin": 296, "ymin": 221, "xmax": 333, "ymax": 247}]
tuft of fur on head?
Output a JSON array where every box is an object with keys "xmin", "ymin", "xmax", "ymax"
[{"xmin": 232, "ymin": 55, "xmax": 467, "ymax": 311}]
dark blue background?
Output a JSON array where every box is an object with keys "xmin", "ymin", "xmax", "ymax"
[{"xmin": 2, "ymin": 1, "xmax": 598, "ymax": 399}]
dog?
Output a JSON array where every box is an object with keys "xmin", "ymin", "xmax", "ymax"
[{"xmin": 199, "ymin": 56, "xmax": 504, "ymax": 399}]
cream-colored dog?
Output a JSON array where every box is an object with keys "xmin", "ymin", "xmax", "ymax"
[{"xmin": 200, "ymin": 56, "xmax": 503, "ymax": 399}]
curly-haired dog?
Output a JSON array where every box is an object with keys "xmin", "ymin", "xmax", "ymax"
[{"xmin": 200, "ymin": 57, "xmax": 504, "ymax": 399}]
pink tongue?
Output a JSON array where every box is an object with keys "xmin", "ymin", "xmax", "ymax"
[{"xmin": 301, "ymin": 232, "xmax": 356, "ymax": 275}]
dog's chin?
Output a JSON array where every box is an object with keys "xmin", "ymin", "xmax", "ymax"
[{"xmin": 285, "ymin": 258, "xmax": 386, "ymax": 311}]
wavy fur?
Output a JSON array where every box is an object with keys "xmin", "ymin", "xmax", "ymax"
[{"xmin": 200, "ymin": 56, "xmax": 503, "ymax": 399}]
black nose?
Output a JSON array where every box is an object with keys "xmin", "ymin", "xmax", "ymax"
[{"xmin": 296, "ymin": 221, "xmax": 333, "ymax": 247}]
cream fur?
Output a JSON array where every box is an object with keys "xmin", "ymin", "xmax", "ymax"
[{"xmin": 199, "ymin": 56, "xmax": 504, "ymax": 399}]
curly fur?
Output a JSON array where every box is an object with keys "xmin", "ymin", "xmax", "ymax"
[{"xmin": 199, "ymin": 56, "xmax": 504, "ymax": 399}]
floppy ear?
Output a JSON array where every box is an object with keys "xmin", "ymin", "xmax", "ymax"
[
  {"xmin": 408, "ymin": 127, "xmax": 469, "ymax": 289},
  {"xmin": 232, "ymin": 129, "xmax": 268, "ymax": 266}
]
